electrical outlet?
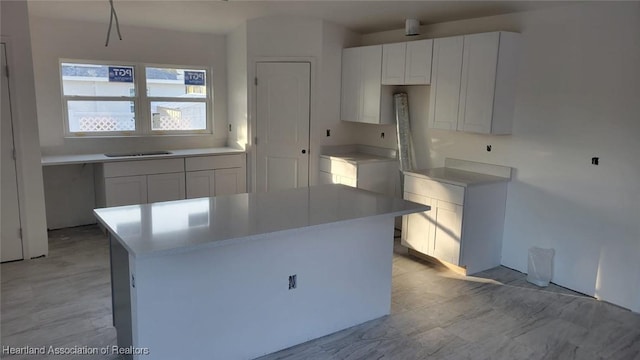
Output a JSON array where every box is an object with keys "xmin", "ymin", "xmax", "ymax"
[
  {"xmin": 288, "ymin": 274, "xmax": 297, "ymax": 290},
  {"xmin": 592, "ymin": 157, "xmax": 599, "ymax": 165}
]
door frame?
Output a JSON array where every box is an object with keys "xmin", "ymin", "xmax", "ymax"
[
  {"xmin": 1, "ymin": 38, "xmax": 28, "ymax": 260},
  {"xmin": 249, "ymin": 57, "xmax": 316, "ymax": 193}
]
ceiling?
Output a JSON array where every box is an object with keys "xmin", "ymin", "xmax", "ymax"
[{"xmin": 27, "ymin": 0, "xmax": 568, "ymax": 35}]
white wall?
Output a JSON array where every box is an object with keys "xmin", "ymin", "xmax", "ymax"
[
  {"xmin": 226, "ymin": 23, "xmax": 248, "ymax": 150},
  {"xmin": 0, "ymin": 0, "xmax": 49, "ymax": 257},
  {"xmin": 244, "ymin": 16, "xmax": 360, "ymax": 189},
  {"xmin": 29, "ymin": 16, "xmax": 230, "ymax": 229},
  {"xmin": 355, "ymin": 2, "xmax": 640, "ymax": 312},
  {"xmin": 29, "ymin": 16, "xmax": 228, "ymax": 155}
]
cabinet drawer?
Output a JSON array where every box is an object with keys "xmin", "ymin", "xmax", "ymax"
[
  {"xmin": 103, "ymin": 158, "xmax": 184, "ymax": 177},
  {"xmin": 319, "ymin": 157, "xmax": 357, "ymax": 179},
  {"xmin": 404, "ymin": 176, "xmax": 464, "ymax": 205},
  {"xmin": 185, "ymin": 154, "xmax": 245, "ymax": 171}
]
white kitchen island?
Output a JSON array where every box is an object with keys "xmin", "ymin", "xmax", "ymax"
[{"xmin": 94, "ymin": 184, "xmax": 428, "ymax": 360}]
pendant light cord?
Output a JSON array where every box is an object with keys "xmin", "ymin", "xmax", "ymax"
[{"xmin": 105, "ymin": 0, "xmax": 123, "ymax": 47}]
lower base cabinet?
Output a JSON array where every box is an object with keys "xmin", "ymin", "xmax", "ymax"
[
  {"xmin": 185, "ymin": 154, "xmax": 247, "ymax": 198},
  {"xmin": 186, "ymin": 167, "xmax": 246, "ymax": 198},
  {"xmin": 401, "ymin": 173, "xmax": 507, "ymax": 275},
  {"xmin": 95, "ymin": 153, "xmax": 246, "ymax": 207},
  {"xmin": 319, "ymin": 155, "xmax": 397, "ymax": 195},
  {"xmin": 104, "ymin": 176, "xmax": 148, "ymax": 207}
]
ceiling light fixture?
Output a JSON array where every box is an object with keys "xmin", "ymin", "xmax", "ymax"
[
  {"xmin": 405, "ymin": 19, "xmax": 420, "ymax": 36},
  {"xmin": 105, "ymin": 0, "xmax": 123, "ymax": 47}
]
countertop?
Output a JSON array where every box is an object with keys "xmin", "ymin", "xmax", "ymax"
[
  {"xmin": 41, "ymin": 147, "xmax": 245, "ymax": 166},
  {"xmin": 405, "ymin": 167, "xmax": 510, "ymax": 187},
  {"xmin": 94, "ymin": 184, "xmax": 428, "ymax": 258}
]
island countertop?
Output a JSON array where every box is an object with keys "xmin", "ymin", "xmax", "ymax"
[{"xmin": 94, "ymin": 184, "xmax": 428, "ymax": 258}]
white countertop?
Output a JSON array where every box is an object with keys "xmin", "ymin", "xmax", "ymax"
[
  {"xmin": 94, "ymin": 184, "xmax": 428, "ymax": 258},
  {"xmin": 405, "ymin": 167, "xmax": 510, "ymax": 187},
  {"xmin": 41, "ymin": 147, "xmax": 245, "ymax": 166}
]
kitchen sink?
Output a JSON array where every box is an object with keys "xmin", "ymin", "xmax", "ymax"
[{"xmin": 104, "ymin": 151, "xmax": 172, "ymax": 157}]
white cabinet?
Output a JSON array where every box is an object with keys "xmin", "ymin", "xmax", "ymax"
[
  {"xmin": 340, "ymin": 45, "xmax": 393, "ymax": 124},
  {"xmin": 428, "ymin": 31, "xmax": 520, "ymax": 134},
  {"xmin": 429, "ymin": 36, "xmax": 464, "ymax": 131},
  {"xmin": 382, "ymin": 39, "xmax": 433, "ymax": 85},
  {"xmin": 319, "ymin": 155, "xmax": 397, "ymax": 195},
  {"xmin": 95, "ymin": 153, "xmax": 246, "ymax": 207},
  {"xmin": 401, "ymin": 172, "xmax": 508, "ymax": 275},
  {"xmin": 401, "ymin": 193, "xmax": 433, "ymax": 254},
  {"xmin": 148, "ymin": 172, "xmax": 186, "ymax": 203},
  {"xmin": 104, "ymin": 175, "xmax": 148, "ymax": 207},
  {"xmin": 96, "ymin": 158, "xmax": 184, "ymax": 207},
  {"xmin": 185, "ymin": 154, "xmax": 246, "ymax": 198}
]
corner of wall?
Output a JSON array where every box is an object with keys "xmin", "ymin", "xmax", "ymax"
[{"xmin": 1, "ymin": 0, "xmax": 49, "ymax": 258}]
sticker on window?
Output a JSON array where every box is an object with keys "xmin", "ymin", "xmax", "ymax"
[
  {"xmin": 184, "ymin": 71, "xmax": 205, "ymax": 86},
  {"xmin": 109, "ymin": 66, "xmax": 134, "ymax": 83}
]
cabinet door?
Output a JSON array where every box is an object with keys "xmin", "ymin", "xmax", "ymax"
[
  {"xmin": 429, "ymin": 36, "xmax": 464, "ymax": 130},
  {"xmin": 431, "ymin": 200, "xmax": 463, "ymax": 265},
  {"xmin": 214, "ymin": 168, "xmax": 245, "ymax": 196},
  {"xmin": 359, "ymin": 45, "xmax": 383, "ymax": 124},
  {"xmin": 105, "ymin": 176, "xmax": 147, "ymax": 207},
  {"xmin": 147, "ymin": 173, "xmax": 186, "ymax": 203},
  {"xmin": 401, "ymin": 192, "xmax": 433, "ymax": 254},
  {"xmin": 458, "ymin": 32, "xmax": 500, "ymax": 134},
  {"xmin": 405, "ymin": 39, "xmax": 433, "ymax": 85},
  {"xmin": 318, "ymin": 171, "xmax": 333, "ymax": 185},
  {"xmin": 381, "ymin": 42, "xmax": 406, "ymax": 85},
  {"xmin": 186, "ymin": 170, "xmax": 215, "ymax": 199},
  {"xmin": 340, "ymin": 47, "xmax": 360, "ymax": 122}
]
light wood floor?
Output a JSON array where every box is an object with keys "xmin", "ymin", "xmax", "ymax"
[{"xmin": 2, "ymin": 225, "xmax": 639, "ymax": 359}]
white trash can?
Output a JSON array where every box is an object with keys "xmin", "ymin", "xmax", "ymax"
[{"xmin": 527, "ymin": 247, "xmax": 555, "ymax": 287}]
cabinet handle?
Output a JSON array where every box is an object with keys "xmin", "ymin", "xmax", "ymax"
[{"xmin": 301, "ymin": 149, "xmax": 307, "ymax": 154}]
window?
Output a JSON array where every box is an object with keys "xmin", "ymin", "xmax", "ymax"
[
  {"xmin": 60, "ymin": 61, "xmax": 212, "ymax": 136},
  {"xmin": 146, "ymin": 67, "xmax": 207, "ymax": 132}
]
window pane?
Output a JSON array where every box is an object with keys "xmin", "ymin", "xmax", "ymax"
[
  {"xmin": 67, "ymin": 100, "xmax": 135, "ymax": 132},
  {"xmin": 146, "ymin": 67, "xmax": 207, "ymax": 98},
  {"xmin": 150, "ymin": 102, "xmax": 206, "ymax": 131},
  {"xmin": 62, "ymin": 63, "xmax": 135, "ymax": 97}
]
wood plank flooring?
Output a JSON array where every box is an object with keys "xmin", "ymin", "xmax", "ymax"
[{"xmin": 2, "ymin": 225, "xmax": 639, "ymax": 359}]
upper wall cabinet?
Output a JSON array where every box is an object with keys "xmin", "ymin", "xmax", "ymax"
[
  {"xmin": 341, "ymin": 45, "xmax": 393, "ymax": 124},
  {"xmin": 382, "ymin": 39, "xmax": 433, "ymax": 85},
  {"xmin": 429, "ymin": 36, "xmax": 464, "ymax": 131},
  {"xmin": 429, "ymin": 31, "xmax": 521, "ymax": 135}
]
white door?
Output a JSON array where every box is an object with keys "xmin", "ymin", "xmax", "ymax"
[
  {"xmin": 105, "ymin": 176, "xmax": 148, "ymax": 207},
  {"xmin": 432, "ymin": 200, "xmax": 463, "ymax": 265},
  {"xmin": 256, "ymin": 62, "xmax": 310, "ymax": 193},
  {"xmin": 340, "ymin": 48, "xmax": 359, "ymax": 122},
  {"xmin": 401, "ymin": 193, "xmax": 433, "ymax": 254},
  {"xmin": 214, "ymin": 168, "xmax": 244, "ymax": 196},
  {"xmin": 359, "ymin": 45, "xmax": 383, "ymax": 124},
  {"xmin": 1, "ymin": 43, "xmax": 24, "ymax": 262},
  {"xmin": 147, "ymin": 172, "xmax": 186, "ymax": 203},
  {"xmin": 457, "ymin": 32, "xmax": 500, "ymax": 134},
  {"xmin": 186, "ymin": 170, "xmax": 215, "ymax": 199},
  {"xmin": 381, "ymin": 42, "xmax": 406, "ymax": 85},
  {"xmin": 429, "ymin": 36, "xmax": 464, "ymax": 130},
  {"xmin": 405, "ymin": 39, "xmax": 433, "ymax": 85}
]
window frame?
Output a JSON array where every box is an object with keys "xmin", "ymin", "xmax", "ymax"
[{"xmin": 60, "ymin": 59, "xmax": 213, "ymax": 137}]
